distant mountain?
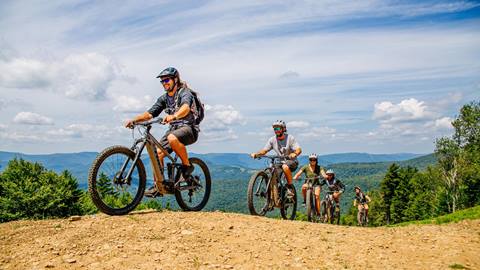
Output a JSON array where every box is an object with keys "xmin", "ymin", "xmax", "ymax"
[
  {"xmin": 0, "ymin": 150, "xmax": 437, "ymax": 215},
  {"xmin": 0, "ymin": 151, "xmax": 430, "ymax": 188},
  {"xmin": 191, "ymin": 152, "xmax": 424, "ymax": 169}
]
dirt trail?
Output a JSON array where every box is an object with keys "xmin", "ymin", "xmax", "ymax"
[{"xmin": 1, "ymin": 210, "xmax": 479, "ymax": 270}]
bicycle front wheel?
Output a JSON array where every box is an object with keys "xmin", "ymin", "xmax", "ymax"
[
  {"xmin": 247, "ymin": 171, "xmax": 269, "ymax": 216},
  {"xmin": 306, "ymin": 189, "xmax": 313, "ymax": 222},
  {"xmin": 280, "ymin": 185, "xmax": 297, "ymax": 220},
  {"xmin": 174, "ymin": 157, "xmax": 211, "ymax": 211},
  {"xmin": 88, "ymin": 145, "xmax": 146, "ymax": 215}
]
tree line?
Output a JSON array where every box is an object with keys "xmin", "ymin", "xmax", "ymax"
[{"xmin": 343, "ymin": 101, "xmax": 480, "ymax": 226}]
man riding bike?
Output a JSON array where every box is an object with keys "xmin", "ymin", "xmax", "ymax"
[
  {"xmin": 319, "ymin": 169, "xmax": 345, "ymax": 209},
  {"xmin": 353, "ymin": 186, "xmax": 371, "ymax": 225},
  {"xmin": 293, "ymin": 153, "xmax": 327, "ymax": 213},
  {"xmin": 125, "ymin": 67, "xmax": 199, "ymax": 197},
  {"xmin": 250, "ymin": 120, "xmax": 302, "ymax": 195}
]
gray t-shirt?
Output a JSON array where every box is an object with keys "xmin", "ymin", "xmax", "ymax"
[
  {"xmin": 147, "ymin": 87, "xmax": 195, "ymax": 126},
  {"xmin": 263, "ymin": 134, "xmax": 300, "ymax": 158}
]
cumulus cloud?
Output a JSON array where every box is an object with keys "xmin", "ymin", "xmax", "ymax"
[
  {"xmin": 427, "ymin": 116, "xmax": 453, "ymax": 131},
  {"xmin": 13, "ymin": 112, "xmax": 54, "ymax": 125},
  {"xmin": 0, "ymin": 53, "xmax": 124, "ymax": 101},
  {"xmin": 373, "ymin": 98, "xmax": 435, "ymax": 123},
  {"xmin": 201, "ymin": 104, "xmax": 245, "ymax": 142},
  {"xmin": 113, "ymin": 95, "xmax": 154, "ymax": 113}
]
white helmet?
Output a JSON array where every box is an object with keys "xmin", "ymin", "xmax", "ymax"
[
  {"xmin": 272, "ymin": 120, "xmax": 286, "ymax": 129},
  {"xmin": 308, "ymin": 153, "xmax": 318, "ymax": 160},
  {"xmin": 326, "ymin": 169, "xmax": 335, "ymax": 175}
]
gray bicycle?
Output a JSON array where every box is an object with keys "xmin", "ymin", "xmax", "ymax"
[
  {"xmin": 247, "ymin": 155, "xmax": 297, "ymax": 220},
  {"xmin": 88, "ymin": 117, "xmax": 211, "ymax": 215}
]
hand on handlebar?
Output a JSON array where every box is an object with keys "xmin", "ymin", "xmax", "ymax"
[
  {"xmin": 250, "ymin": 153, "xmax": 258, "ymax": 159},
  {"xmin": 125, "ymin": 119, "xmax": 135, "ymax": 129},
  {"xmin": 163, "ymin": 114, "xmax": 176, "ymax": 124}
]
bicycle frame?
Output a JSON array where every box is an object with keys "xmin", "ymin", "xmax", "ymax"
[{"xmin": 122, "ymin": 119, "xmax": 177, "ymax": 195}]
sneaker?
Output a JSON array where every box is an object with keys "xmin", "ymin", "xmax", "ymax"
[
  {"xmin": 286, "ymin": 184, "xmax": 295, "ymax": 199},
  {"xmin": 144, "ymin": 185, "xmax": 160, "ymax": 198},
  {"xmin": 181, "ymin": 164, "xmax": 194, "ymax": 179}
]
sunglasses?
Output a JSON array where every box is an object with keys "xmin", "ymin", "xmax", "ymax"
[
  {"xmin": 160, "ymin": 78, "xmax": 172, "ymax": 84},
  {"xmin": 273, "ymin": 127, "xmax": 282, "ymax": 131},
  {"xmin": 309, "ymin": 159, "xmax": 316, "ymax": 162}
]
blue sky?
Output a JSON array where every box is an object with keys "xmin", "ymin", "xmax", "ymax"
[{"xmin": 0, "ymin": 0, "xmax": 479, "ymax": 154}]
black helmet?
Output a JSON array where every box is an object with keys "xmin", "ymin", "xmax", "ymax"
[{"xmin": 156, "ymin": 67, "xmax": 179, "ymax": 78}]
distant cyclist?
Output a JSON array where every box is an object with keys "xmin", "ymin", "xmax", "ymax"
[
  {"xmin": 353, "ymin": 186, "xmax": 371, "ymax": 225},
  {"xmin": 319, "ymin": 169, "xmax": 345, "ymax": 208},
  {"xmin": 293, "ymin": 153, "xmax": 327, "ymax": 213},
  {"xmin": 250, "ymin": 120, "xmax": 302, "ymax": 194}
]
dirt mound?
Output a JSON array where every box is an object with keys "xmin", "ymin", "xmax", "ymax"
[{"xmin": 1, "ymin": 210, "xmax": 479, "ymax": 269}]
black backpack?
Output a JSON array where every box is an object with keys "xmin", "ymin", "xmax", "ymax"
[{"xmin": 176, "ymin": 88, "xmax": 205, "ymax": 127}]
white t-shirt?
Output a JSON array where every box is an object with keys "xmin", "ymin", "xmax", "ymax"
[{"xmin": 263, "ymin": 134, "xmax": 300, "ymax": 158}]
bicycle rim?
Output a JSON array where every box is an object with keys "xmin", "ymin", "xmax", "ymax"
[
  {"xmin": 174, "ymin": 158, "xmax": 211, "ymax": 211},
  {"xmin": 88, "ymin": 146, "xmax": 146, "ymax": 215}
]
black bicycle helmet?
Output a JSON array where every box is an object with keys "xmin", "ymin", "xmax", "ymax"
[{"xmin": 156, "ymin": 67, "xmax": 179, "ymax": 78}]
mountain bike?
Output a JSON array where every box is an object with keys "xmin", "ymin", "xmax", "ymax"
[
  {"xmin": 320, "ymin": 191, "xmax": 340, "ymax": 224},
  {"xmin": 88, "ymin": 117, "xmax": 211, "ymax": 215},
  {"xmin": 247, "ymin": 155, "xmax": 297, "ymax": 220},
  {"xmin": 302, "ymin": 177, "xmax": 322, "ymax": 223},
  {"xmin": 357, "ymin": 203, "xmax": 368, "ymax": 226}
]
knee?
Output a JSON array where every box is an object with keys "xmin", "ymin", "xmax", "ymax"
[
  {"xmin": 302, "ymin": 184, "xmax": 307, "ymax": 189},
  {"xmin": 167, "ymin": 134, "xmax": 178, "ymax": 144},
  {"xmin": 282, "ymin": 164, "xmax": 291, "ymax": 172}
]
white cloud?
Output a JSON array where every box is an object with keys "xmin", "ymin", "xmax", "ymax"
[
  {"xmin": 13, "ymin": 112, "xmax": 54, "ymax": 125},
  {"xmin": 431, "ymin": 117, "xmax": 453, "ymax": 131},
  {"xmin": 113, "ymin": 95, "xmax": 153, "ymax": 113},
  {"xmin": 0, "ymin": 53, "xmax": 124, "ymax": 101},
  {"xmin": 0, "ymin": 124, "xmax": 7, "ymax": 131},
  {"xmin": 201, "ymin": 104, "xmax": 245, "ymax": 142},
  {"xmin": 373, "ymin": 98, "xmax": 435, "ymax": 123},
  {"xmin": 287, "ymin": 120, "xmax": 310, "ymax": 129}
]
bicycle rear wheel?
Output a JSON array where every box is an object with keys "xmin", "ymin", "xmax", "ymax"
[
  {"xmin": 247, "ymin": 171, "xmax": 269, "ymax": 216},
  {"xmin": 174, "ymin": 157, "xmax": 211, "ymax": 211},
  {"xmin": 88, "ymin": 145, "xmax": 146, "ymax": 215}
]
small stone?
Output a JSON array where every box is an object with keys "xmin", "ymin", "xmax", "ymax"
[
  {"xmin": 45, "ymin": 262, "xmax": 55, "ymax": 268},
  {"xmin": 65, "ymin": 258, "xmax": 76, "ymax": 264},
  {"xmin": 69, "ymin": 216, "xmax": 81, "ymax": 222},
  {"xmin": 181, "ymin": 230, "xmax": 193, "ymax": 235},
  {"xmin": 122, "ymin": 254, "xmax": 128, "ymax": 258},
  {"xmin": 228, "ymin": 225, "xmax": 234, "ymax": 230}
]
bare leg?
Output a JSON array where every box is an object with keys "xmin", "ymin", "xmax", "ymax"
[
  {"xmin": 167, "ymin": 134, "xmax": 191, "ymax": 166},
  {"xmin": 282, "ymin": 164, "xmax": 292, "ymax": 185},
  {"xmin": 301, "ymin": 183, "xmax": 307, "ymax": 202},
  {"xmin": 314, "ymin": 186, "xmax": 321, "ymax": 215}
]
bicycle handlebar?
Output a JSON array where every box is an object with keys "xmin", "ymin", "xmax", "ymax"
[
  {"xmin": 135, "ymin": 117, "xmax": 165, "ymax": 127},
  {"xmin": 255, "ymin": 155, "xmax": 290, "ymax": 161}
]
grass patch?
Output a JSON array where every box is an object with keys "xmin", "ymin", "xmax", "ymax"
[{"xmin": 389, "ymin": 205, "xmax": 480, "ymax": 227}]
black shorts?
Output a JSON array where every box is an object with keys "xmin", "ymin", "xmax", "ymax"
[
  {"xmin": 160, "ymin": 125, "xmax": 198, "ymax": 153},
  {"xmin": 285, "ymin": 160, "xmax": 299, "ymax": 171}
]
